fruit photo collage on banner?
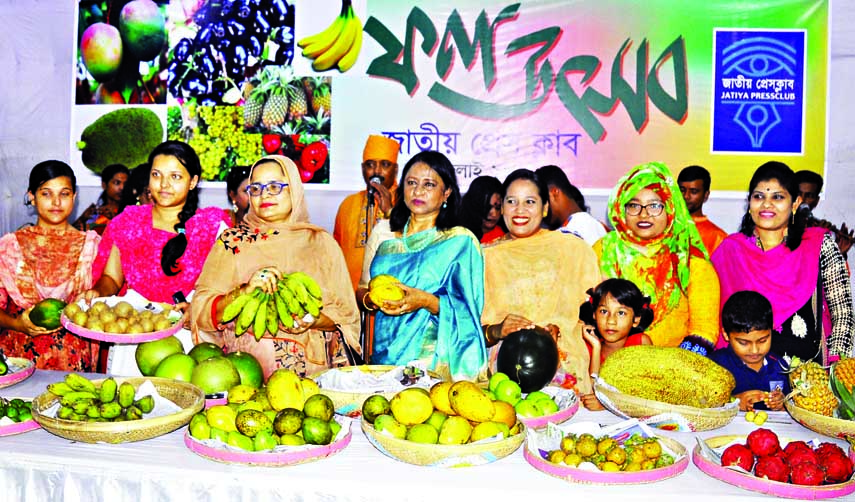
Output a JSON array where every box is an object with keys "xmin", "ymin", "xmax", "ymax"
[{"xmin": 70, "ymin": 0, "xmax": 827, "ymax": 193}]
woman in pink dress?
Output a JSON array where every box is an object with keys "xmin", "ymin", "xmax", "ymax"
[
  {"xmin": 0, "ymin": 161, "xmax": 100, "ymax": 370},
  {"xmin": 79, "ymin": 141, "xmax": 230, "ymax": 372}
]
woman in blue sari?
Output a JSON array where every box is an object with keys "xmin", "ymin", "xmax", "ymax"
[{"xmin": 363, "ymin": 150, "xmax": 487, "ymax": 381}]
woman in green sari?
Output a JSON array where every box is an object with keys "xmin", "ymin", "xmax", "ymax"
[{"xmin": 363, "ymin": 151, "xmax": 487, "ymax": 381}]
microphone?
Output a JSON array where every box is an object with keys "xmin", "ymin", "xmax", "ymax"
[{"xmin": 367, "ymin": 175, "xmax": 385, "ymax": 205}]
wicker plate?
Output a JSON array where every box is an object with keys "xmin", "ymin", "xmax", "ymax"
[
  {"xmin": 594, "ymin": 380, "xmax": 737, "ymax": 431},
  {"xmin": 786, "ymin": 399, "xmax": 855, "ymax": 440},
  {"xmin": 0, "ymin": 358, "xmax": 35, "ymax": 389},
  {"xmin": 519, "ymin": 388, "xmax": 579, "ymax": 429},
  {"xmin": 362, "ymin": 418, "xmax": 525, "ymax": 467},
  {"xmin": 32, "ymin": 377, "xmax": 204, "ymax": 444},
  {"xmin": 61, "ymin": 296, "xmax": 185, "ymax": 343},
  {"xmin": 693, "ymin": 435, "xmax": 855, "ymax": 499},
  {"xmin": 525, "ymin": 435, "xmax": 688, "ymax": 484},
  {"xmin": 309, "ymin": 365, "xmax": 441, "ymax": 416},
  {"xmin": 184, "ymin": 417, "xmax": 352, "ymax": 466},
  {"xmin": 0, "ymin": 398, "xmax": 39, "ymax": 436}
]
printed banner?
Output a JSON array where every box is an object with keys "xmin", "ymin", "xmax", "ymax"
[
  {"xmin": 328, "ymin": 0, "xmax": 828, "ymax": 192},
  {"xmin": 69, "ymin": 0, "xmax": 828, "ymax": 195}
]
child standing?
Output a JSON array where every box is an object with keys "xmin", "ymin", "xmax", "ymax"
[
  {"xmin": 579, "ymin": 278, "xmax": 653, "ymax": 410},
  {"xmin": 711, "ymin": 290, "xmax": 789, "ymax": 411}
]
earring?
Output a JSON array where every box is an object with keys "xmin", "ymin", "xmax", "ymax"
[
  {"xmin": 231, "ymin": 200, "xmax": 238, "ymax": 212},
  {"xmin": 442, "ymin": 201, "xmax": 447, "ymax": 209}
]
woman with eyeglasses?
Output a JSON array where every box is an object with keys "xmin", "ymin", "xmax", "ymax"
[
  {"xmin": 363, "ymin": 150, "xmax": 487, "ymax": 381},
  {"xmin": 191, "ymin": 156, "xmax": 360, "ymax": 378},
  {"xmin": 593, "ymin": 162, "xmax": 720, "ymax": 353},
  {"xmin": 78, "ymin": 141, "xmax": 231, "ymax": 373},
  {"xmin": 481, "ymin": 169, "xmax": 599, "ymax": 393},
  {"xmin": 711, "ymin": 161, "xmax": 853, "ymax": 364}
]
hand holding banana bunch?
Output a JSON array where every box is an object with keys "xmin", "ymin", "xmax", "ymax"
[
  {"xmin": 298, "ymin": 0, "xmax": 363, "ymax": 72},
  {"xmin": 222, "ymin": 271, "xmax": 324, "ymax": 341},
  {"xmin": 47, "ymin": 374, "xmax": 154, "ymax": 422}
]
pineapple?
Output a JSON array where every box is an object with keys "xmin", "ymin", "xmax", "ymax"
[
  {"xmin": 831, "ymin": 358, "xmax": 855, "ymax": 420},
  {"xmin": 834, "ymin": 358, "xmax": 855, "ymax": 393},
  {"xmin": 312, "ymin": 81, "xmax": 331, "ymax": 118},
  {"xmin": 287, "ymin": 82, "xmax": 308, "ymax": 122},
  {"xmin": 243, "ymin": 87, "xmax": 265, "ymax": 128},
  {"xmin": 261, "ymin": 90, "xmax": 289, "ymax": 129},
  {"xmin": 789, "ymin": 357, "xmax": 839, "ymax": 416}
]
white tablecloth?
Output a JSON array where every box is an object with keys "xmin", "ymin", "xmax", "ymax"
[{"xmin": 0, "ymin": 369, "xmax": 850, "ymax": 502}]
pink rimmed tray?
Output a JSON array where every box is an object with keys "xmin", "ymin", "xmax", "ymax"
[
  {"xmin": 0, "ymin": 398, "xmax": 39, "ymax": 436},
  {"xmin": 0, "ymin": 418, "xmax": 40, "ymax": 436},
  {"xmin": 524, "ymin": 436, "xmax": 688, "ymax": 484},
  {"xmin": 183, "ymin": 420, "xmax": 352, "ymax": 466},
  {"xmin": 0, "ymin": 358, "xmax": 35, "ymax": 389},
  {"xmin": 61, "ymin": 296, "xmax": 185, "ymax": 343},
  {"xmin": 519, "ymin": 391, "xmax": 579, "ymax": 429},
  {"xmin": 692, "ymin": 435, "xmax": 855, "ymax": 499}
]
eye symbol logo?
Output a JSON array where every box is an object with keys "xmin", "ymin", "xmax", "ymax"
[
  {"xmin": 722, "ymin": 37, "xmax": 797, "ymax": 78},
  {"xmin": 720, "ymin": 36, "xmax": 798, "ymax": 149}
]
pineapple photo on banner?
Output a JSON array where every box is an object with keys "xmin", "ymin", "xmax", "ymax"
[{"xmin": 70, "ymin": 0, "xmax": 828, "ymax": 193}]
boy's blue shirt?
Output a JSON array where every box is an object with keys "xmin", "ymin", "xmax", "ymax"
[{"xmin": 711, "ymin": 346, "xmax": 791, "ymax": 411}]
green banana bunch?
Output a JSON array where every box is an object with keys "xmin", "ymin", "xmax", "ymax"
[
  {"xmin": 99, "ymin": 377, "xmax": 117, "ymax": 403},
  {"xmin": 235, "ymin": 289, "xmax": 265, "ymax": 336},
  {"xmin": 265, "ymin": 295, "xmax": 278, "ymax": 338},
  {"xmin": 117, "ymin": 381, "xmax": 136, "ymax": 408},
  {"xmin": 45, "ymin": 374, "xmax": 156, "ymax": 423},
  {"xmin": 65, "ymin": 373, "xmax": 98, "ymax": 393},
  {"xmin": 47, "ymin": 382, "xmax": 74, "ymax": 396},
  {"xmin": 222, "ymin": 291, "xmax": 256, "ymax": 323},
  {"xmin": 253, "ymin": 292, "xmax": 270, "ymax": 341}
]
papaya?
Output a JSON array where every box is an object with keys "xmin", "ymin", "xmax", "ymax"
[{"xmin": 30, "ymin": 298, "xmax": 68, "ymax": 330}]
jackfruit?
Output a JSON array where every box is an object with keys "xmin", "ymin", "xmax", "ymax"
[
  {"xmin": 77, "ymin": 108, "xmax": 164, "ymax": 174},
  {"xmin": 599, "ymin": 345, "xmax": 735, "ymax": 408}
]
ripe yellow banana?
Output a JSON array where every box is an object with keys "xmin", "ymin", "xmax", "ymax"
[
  {"xmin": 337, "ymin": 13, "xmax": 363, "ymax": 72},
  {"xmin": 312, "ymin": 9, "xmax": 359, "ymax": 71},
  {"xmin": 302, "ymin": 15, "xmax": 347, "ymax": 59}
]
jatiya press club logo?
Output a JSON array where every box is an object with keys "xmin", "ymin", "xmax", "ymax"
[{"xmin": 711, "ymin": 29, "xmax": 806, "ymax": 155}]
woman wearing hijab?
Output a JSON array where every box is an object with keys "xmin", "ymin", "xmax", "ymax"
[
  {"xmin": 594, "ymin": 162, "xmax": 720, "ymax": 354},
  {"xmin": 192, "ymin": 156, "xmax": 360, "ymax": 378},
  {"xmin": 712, "ymin": 161, "xmax": 854, "ymax": 363}
]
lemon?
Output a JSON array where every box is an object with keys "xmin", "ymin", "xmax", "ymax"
[
  {"xmin": 227, "ymin": 384, "xmax": 257, "ymax": 404},
  {"xmin": 406, "ymin": 423, "xmax": 439, "ymax": 444},
  {"xmin": 390, "ymin": 388, "xmax": 434, "ymax": 426},
  {"xmin": 470, "ymin": 421, "xmax": 508, "ymax": 442},
  {"xmin": 206, "ymin": 405, "xmax": 237, "ymax": 432},
  {"xmin": 300, "ymin": 378, "xmax": 320, "ymax": 400},
  {"xmin": 226, "ymin": 430, "xmax": 254, "ymax": 451},
  {"xmin": 438, "ymin": 416, "xmax": 472, "ymax": 445}
]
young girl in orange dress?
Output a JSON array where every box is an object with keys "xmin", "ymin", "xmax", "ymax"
[
  {"xmin": 579, "ymin": 278, "xmax": 653, "ymax": 410},
  {"xmin": 0, "ymin": 161, "xmax": 101, "ymax": 371}
]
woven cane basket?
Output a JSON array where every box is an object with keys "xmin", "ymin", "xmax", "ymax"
[
  {"xmin": 362, "ymin": 419, "xmax": 525, "ymax": 467},
  {"xmin": 594, "ymin": 380, "xmax": 737, "ymax": 431},
  {"xmin": 32, "ymin": 377, "xmax": 204, "ymax": 444},
  {"xmin": 786, "ymin": 399, "xmax": 855, "ymax": 439}
]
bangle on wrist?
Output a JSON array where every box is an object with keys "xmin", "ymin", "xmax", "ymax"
[{"xmin": 362, "ymin": 292, "xmax": 376, "ymax": 312}]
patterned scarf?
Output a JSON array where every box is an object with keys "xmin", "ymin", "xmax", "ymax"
[{"xmin": 599, "ymin": 162, "xmax": 707, "ymax": 315}]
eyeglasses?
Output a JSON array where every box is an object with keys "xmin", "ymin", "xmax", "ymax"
[
  {"xmin": 245, "ymin": 181, "xmax": 289, "ymax": 197},
  {"xmin": 624, "ymin": 202, "xmax": 666, "ymax": 216},
  {"xmin": 362, "ymin": 160, "xmax": 396, "ymax": 170}
]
